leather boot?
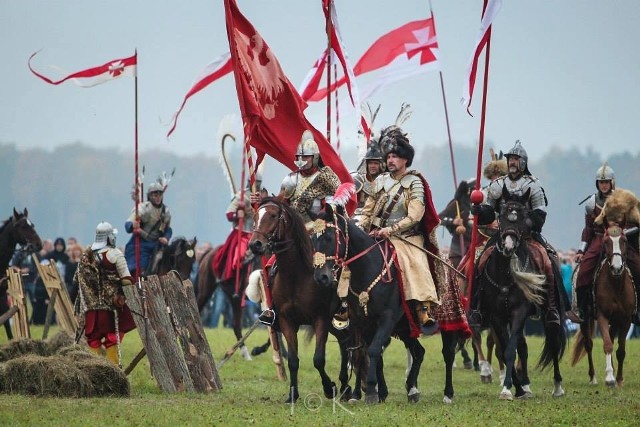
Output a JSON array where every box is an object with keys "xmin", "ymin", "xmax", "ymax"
[
  {"xmin": 545, "ymin": 283, "xmax": 561, "ymax": 325},
  {"xmin": 467, "ymin": 282, "xmax": 482, "ymax": 328},
  {"xmin": 105, "ymin": 345, "xmax": 120, "ymax": 365}
]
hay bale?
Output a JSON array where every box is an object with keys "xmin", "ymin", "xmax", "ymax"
[
  {"xmin": 46, "ymin": 331, "xmax": 75, "ymax": 353},
  {"xmin": 3, "ymin": 355, "xmax": 94, "ymax": 397},
  {"xmin": 76, "ymin": 359, "xmax": 130, "ymax": 397},
  {"xmin": 56, "ymin": 344, "xmax": 98, "ymax": 361},
  {"xmin": 0, "ymin": 363, "xmax": 5, "ymax": 393},
  {"xmin": 0, "ymin": 338, "xmax": 49, "ymax": 362}
]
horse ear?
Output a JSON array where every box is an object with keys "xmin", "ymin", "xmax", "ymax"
[
  {"xmin": 522, "ymin": 187, "xmax": 531, "ymax": 203},
  {"xmin": 13, "ymin": 207, "xmax": 19, "ymax": 219},
  {"xmin": 502, "ymin": 183, "xmax": 510, "ymax": 200},
  {"xmin": 193, "ymin": 236, "xmax": 197, "ymax": 247},
  {"xmin": 23, "ymin": 208, "xmax": 28, "ymax": 217}
]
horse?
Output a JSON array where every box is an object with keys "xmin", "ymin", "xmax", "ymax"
[
  {"xmin": 0, "ymin": 208, "xmax": 43, "ymax": 339},
  {"xmin": 571, "ymin": 224, "xmax": 635, "ymax": 387},
  {"xmin": 248, "ymin": 197, "xmax": 338, "ymax": 403},
  {"xmin": 196, "ymin": 241, "xmax": 258, "ymax": 360},
  {"xmin": 311, "ymin": 203, "xmax": 467, "ymax": 404},
  {"xmin": 155, "ymin": 236, "xmax": 197, "ymax": 280},
  {"xmin": 475, "ymin": 187, "xmax": 567, "ymax": 400}
]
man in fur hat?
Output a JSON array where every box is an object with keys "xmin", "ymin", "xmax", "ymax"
[
  {"xmin": 358, "ymin": 126, "xmax": 444, "ymax": 327},
  {"xmin": 470, "ymin": 140, "xmax": 568, "ymax": 326},
  {"xmin": 572, "ymin": 164, "xmax": 640, "ymax": 325}
]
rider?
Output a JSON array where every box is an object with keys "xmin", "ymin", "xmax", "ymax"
[
  {"xmin": 351, "ymin": 143, "xmax": 386, "ymax": 225},
  {"xmin": 469, "ymin": 140, "xmax": 566, "ymax": 326},
  {"xmin": 124, "ymin": 182, "xmax": 172, "ymax": 279},
  {"xmin": 252, "ymin": 130, "xmax": 341, "ymax": 325},
  {"xmin": 212, "ymin": 175, "xmax": 263, "ymax": 284},
  {"xmin": 75, "ymin": 222, "xmax": 136, "ymax": 365},
  {"xmin": 572, "ymin": 163, "xmax": 640, "ymax": 325},
  {"xmin": 358, "ymin": 126, "xmax": 443, "ymax": 328},
  {"xmin": 439, "ymin": 178, "xmax": 476, "ymax": 269}
]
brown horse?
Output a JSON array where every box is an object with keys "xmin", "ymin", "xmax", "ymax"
[
  {"xmin": 156, "ymin": 237, "xmax": 197, "ymax": 280},
  {"xmin": 248, "ymin": 197, "xmax": 337, "ymax": 403},
  {"xmin": 0, "ymin": 208, "xmax": 43, "ymax": 339},
  {"xmin": 571, "ymin": 224, "xmax": 636, "ymax": 387}
]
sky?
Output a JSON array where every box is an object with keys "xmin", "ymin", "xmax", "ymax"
[{"xmin": 2, "ymin": 0, "xmax": 639, "ymax": 166}]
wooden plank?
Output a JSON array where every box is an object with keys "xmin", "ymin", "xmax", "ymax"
[
  {"xmin": 6, "ymin": 268, "xmax": 30, "ymax": 339},
  {"xmin": 160, "ymin": 273, "xmax": 221, "ymax": 392},
  {"xmin": 123, "ymin": 279, "xmax": 176, "ymax": 392},
  {"xmin": 42, "ymin": 289, "xmax": 58, "ymax": 339}
]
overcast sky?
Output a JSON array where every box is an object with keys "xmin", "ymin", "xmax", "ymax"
[{"xmin": 2, "ymin": 0, "xmax": 639, "ymax": 165}]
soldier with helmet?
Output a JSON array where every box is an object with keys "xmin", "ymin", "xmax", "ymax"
[
  {"xmin": 470, "ymin": 140, "xmax": 568, "ymax": 326},
  {"xmin": 74, "ymin": 222, "xmax": 136, "ymax": 365},
  {"xmin": 351, "ymin": 143, "xmax": 386, "ymax": 224},
  {"xmin": 571, "ymin": 163, "xmax": 640, "ymax": 324},
  {"xmin": 357, "ymin": 126, "xmax": 444, "ymax": 328},
  {"xmin": 251, "ymin": 130, "xmax": 341, "ymax": 325},
  {"xmin": 124, "ymin": 181, "xmax": 172, "ymax": 278}
]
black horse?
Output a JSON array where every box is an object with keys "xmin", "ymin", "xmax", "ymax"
[
  {"xmin": 0, "ymin": 208, "xmax": 43, "ymax": 339},
  {"xmin": 311, "ymin": 203, "xmax": 467, "ymax": 404},
  {"xmin": 475, "ymin": 187, "xmax": 567, "ymax": 400},
  {"xmin": 156, "ymin": 236, "xmax": 197, "ymax": 280}
]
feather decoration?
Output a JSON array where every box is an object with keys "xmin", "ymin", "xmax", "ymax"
[
  {"xmin": 216, "ymin": 114, "xmax": 241, "ymax": 197},
  {"xmin": 332, "ymin": 182, "xmax": 356, "ymax": 207}
]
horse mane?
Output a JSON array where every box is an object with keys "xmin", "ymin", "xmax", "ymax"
[
  {"xmin": 261, "ymin": 197, "xmax": 313, "ymax": 272},
  {"xmin": 0, "ymin": 217, "xmax": 10, "ymax": 234},
  {"xmin": 169, "ymin": 236, "xmax": 187, "ymax": 251}
]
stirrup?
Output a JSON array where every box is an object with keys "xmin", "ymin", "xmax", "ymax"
[
  {"xmin": 258, "ymin": 309, "xmax": 276, "ymax": 326},
  {"xmin": 565, "ymin": 309, "xmax": 583, "ymax": 324},
  {"xmin": 332, "ymin": 315, "xmax": 349, "ymax": 330},
  {"xmin": 467, "ymin": 310, "xmax": 482, "ymax": 328},
  {"xmin": 545, "ymin": 309, "xmax": 561, "ymax": 325}
]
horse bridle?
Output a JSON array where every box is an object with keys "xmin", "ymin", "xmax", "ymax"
[
  {"xmin": 603, "ymin": 225, "xmax": 626, "ymax": 276},
  {"xmin": 252, "ymin": 202, "xmax": 292, "ymax": 254},
  {"xmin": 311, "ymin": 214, "xmax": 348, "ymax": 282},
  {"xmin": 9, "ymin": 216, "xmax": 39, "ymax": 252}
]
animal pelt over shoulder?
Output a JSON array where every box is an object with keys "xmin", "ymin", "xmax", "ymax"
[{"xmin": 595, "ymin": 188, "xmax": 640, "ymax": 226}]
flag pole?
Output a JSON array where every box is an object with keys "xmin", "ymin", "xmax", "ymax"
[
  {"xmin": 233, "ymin": 131, "xmax": 248, "ymax": 299},
  {"xmin": 133, "ymin": 49, "xmax": 141, "ymax": 282},
  {"xmin": 334, "ymin": 64, "xmax": 340, "ymax": 153},
  {"xmin": 325, "ymin": 0, "xmax": 333, "ymax": 143},
  {"xmin": 466, "ymin": 0, "xmax": 493, "ymax": 307},
  {"xmin": 429, "ymin": 1, "xmax": 465, "ymax": 259}
]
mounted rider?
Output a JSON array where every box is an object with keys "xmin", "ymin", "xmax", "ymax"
[
  {"xmin": 75, "ymin": 222, "xmax": 136, "ymax": 365},
  {"xmin": 351, "ymin": 142, "xmax": 386, "ymax": 225},
  {"xmin": 469, "ymin": 140, "xmax": 567, "ymax": 326},
  {"xmin": 439, "ymin": 178, "xmax": 476, "ymax": 269},
  {"xmin": 212, "ymin": 175, "xmax": 263, "ymax": 283},
  {"xmin": 252, "ymin": 129, "xmax": 341, "ymax": 325},
  {"xmin": 357, "ymin": 126, "xmax": 444, "ymax": 328},
  {"xmin": 571, "ymin": 163, "xmax": 640, "ymax": 325},
  {"xmin": 124, "ymin": 181, "xmax": 172, "ymax": 279}
]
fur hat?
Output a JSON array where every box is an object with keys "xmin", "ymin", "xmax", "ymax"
[
  {"xmin": 380, "ymin": 127, "xmax": 414, "ymax": 166},
  {"xmin": 483, "ymin": 158, "xmax": 508, "ymax": 180},
  {"xmin": 594, "ymin": 188, "xmax": 640, "ymax": 225}
]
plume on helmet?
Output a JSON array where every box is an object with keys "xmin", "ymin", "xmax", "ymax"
[{"xmin": 217, "ymin": 114, "xmax": 241, "ymax": 197}]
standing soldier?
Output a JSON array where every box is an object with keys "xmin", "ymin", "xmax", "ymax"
[
  {"xmin": 124, "ymin": 182, "xmax": 172, "ymax": 278},
  {"xmin": 358, "ymin": 126, "xmax": 444, "ymax": 327},
  {"xmin": 75, "ymin": 222, "xmax": 136, "ymax": 365}
]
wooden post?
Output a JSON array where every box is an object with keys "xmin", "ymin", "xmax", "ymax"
[
  {"xmin": 32, "ymin": 255, "xmax": 77, "ymax": 336},
  {"xmin": 42, "ymin": 289, "xmax": 58, "ymax": 340},
  {"xmin": 6, "ymin": 268, "xmax": 31, "ymax": 339}
]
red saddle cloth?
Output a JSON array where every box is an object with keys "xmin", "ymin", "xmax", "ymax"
[{"xmin": 212, "ymin": 230, "xmax": 251, "ymax": 281}]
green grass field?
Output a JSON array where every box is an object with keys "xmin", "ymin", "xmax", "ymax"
[{"xmin": 1, "ymin": 325, "xmax": 639, "ymax": 426}]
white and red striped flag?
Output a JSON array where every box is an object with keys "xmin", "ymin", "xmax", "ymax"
[
  {"xmin": 28, "ymin": 50, "xmax": 137, "ymax": 88},
  {"xmin": 166, "ymin": 52, "xmax": 233, "ymax": 138},
  {"xmin": 301, "ymin": 18, "xmax": 440, "ymax": 102},
  {"xmin": 461, "ymin": 0, "xmax": 503, "ymax": 113}
]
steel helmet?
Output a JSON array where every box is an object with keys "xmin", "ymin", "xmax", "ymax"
[
  {"xmin": 91, "ymin": 221, "xmax": 118, "ymax": 250},
  {"xmin": 295, "ymin": 130, "xmax": 321, "ymax": 169},
  {"xmin": 595, "ymin": 162, "xmax": 616, "ymax": 191},
  {"xmin": 147, "ymin": 182, "xmax": 164, "ymax": 195},
  {"xmin": 505, "ymin": 140, "xmax": 529, "ymax": 174}
]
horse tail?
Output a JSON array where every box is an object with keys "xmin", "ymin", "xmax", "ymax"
[
  {"xmin": 510, "ymin": 256, "xmax": 546, "ymax": 306},
  {"xmin": 196, "ymin": 248, "xmax": 218, "ymax": 312},
  {"xmin": 570, "ymin": 329, "xmax": 587, "ymax": 366},
  {"xmin": 538, "ymin": 318, "xmax": 567, "ymax": 370}
]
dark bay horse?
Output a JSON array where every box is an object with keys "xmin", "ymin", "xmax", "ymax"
[
  {"xmin": 0, "ymin": 208, "xmax": 43, "ymax": 339},
  {"xmin": 311, "ymin": 203, "xmax": 466, "ymax": 404},
  {"xmin": 156, "ymin": 236, "xmax": 197, "ymax": 280},
  {"xmin": 248, "ymin": 197, "xmax": 338, "ymax": 403},
  {"xmin": 571, "ymin": 224, "xmax": 635, "ymax": 387},
  {"xmin": 476, "ymin": 187, "xmax": 567, "ymax": 400},
  {"xmin": 196, "ymin": 240, "xmax": 258, "ymax": 360}
]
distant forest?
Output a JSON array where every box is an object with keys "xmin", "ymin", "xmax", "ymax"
[{"xmin": 2, "ymin": 141, "xmax": 639, "ymax": 251}]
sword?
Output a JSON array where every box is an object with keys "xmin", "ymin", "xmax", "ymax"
[{"xmin": 392, "ymin": 234, "xmax": 466, "ymax": 280}]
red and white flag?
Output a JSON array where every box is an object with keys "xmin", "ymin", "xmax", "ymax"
[
  {"xmin": 224, "ymin": 0, "xmax": 355, "ymax": 214},
  {"xmin": 301, "ymin": 18, "xmax": 440, "ymax": 102},
  {"xmin": 28, "ymin": 50, "xmax": 137, "ymax": 88},
  {"xmin": 461, "ymin": 0, "xmax": 503, "ymax": 113},
  {"xmin": 167, "ymin": 52, "xmax": 233, "ymax": 138}
]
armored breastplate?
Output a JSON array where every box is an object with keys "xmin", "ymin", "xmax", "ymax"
[
  {"xmin": 140, "ymin": 203, "xmax": 166, "ymax": 240},
  {"xmin": 286, "ymin": 171, "xmax": 323, "ymax": 215},
  {"xmin": 380, "ymin": 175, "xmax": 407, "ymax": 226}
]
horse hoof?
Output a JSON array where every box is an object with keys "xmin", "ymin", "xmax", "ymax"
[
  {"xmin": 324, "ymin": 382, "xmax": 337, "ymax": 399},
  {"xmin": 481, "ymin": 375, "xmax": 493, "ymax": 384},
  {"xmin": 340, "ymin": 385, "xmax": 352, "ymax": 401},
  {"xmin": 443, "ymin": 395, "xmax": 453, "ymax": 404},
  {"xmin": 365, "ymin": 394, "xmax": 379, "ymax": 405},
  {"xmin": 464, "ymin": 360, "xmax": 474, "ymax": 370},
  {"xmin": 348, "ymin": 397, "xmax": 361, "ymax": 404},
  {"xmin": 589, "ymin": 378, "xmax": 598, "ymax": 385},
  {"xmin": 407, "ymin": 389, "xmax": 420, "ymax": 403},
  {"xmin": 240, "ymin": 345, "xmax": 253, "ymax": 361},
  {"xmin": 285, "ymin": 394, "xmax": 299, "ymax": 404},
  {"xmin": 516, "ymin": 391, "xmax": 533, "ymax": 399},
  {"xmin": 499, "ymin": 390, "xmax": 513, "ymax": 401},
  {"xmin": 606, "ymin": 380, "xmax": 616, "ymax": 388}
]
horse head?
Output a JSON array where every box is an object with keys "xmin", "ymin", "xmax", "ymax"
[
  {"xmin": 497, "ymin": 186, "xmax": 532, "ymax": 257},
  {"xmin": 310, "ymin": 203, "xmax": 347, "ymax": 288},
  {"xmin": 249, "ymin": 196, "xmax": 287, "ymax": 256},
  {"xmin": 603, "ymin": 225, "xmax": 627, "ymax": 277},
  {"xmin": 8, "ymin": 208, "xmax": 43, "ymax": 253}
]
